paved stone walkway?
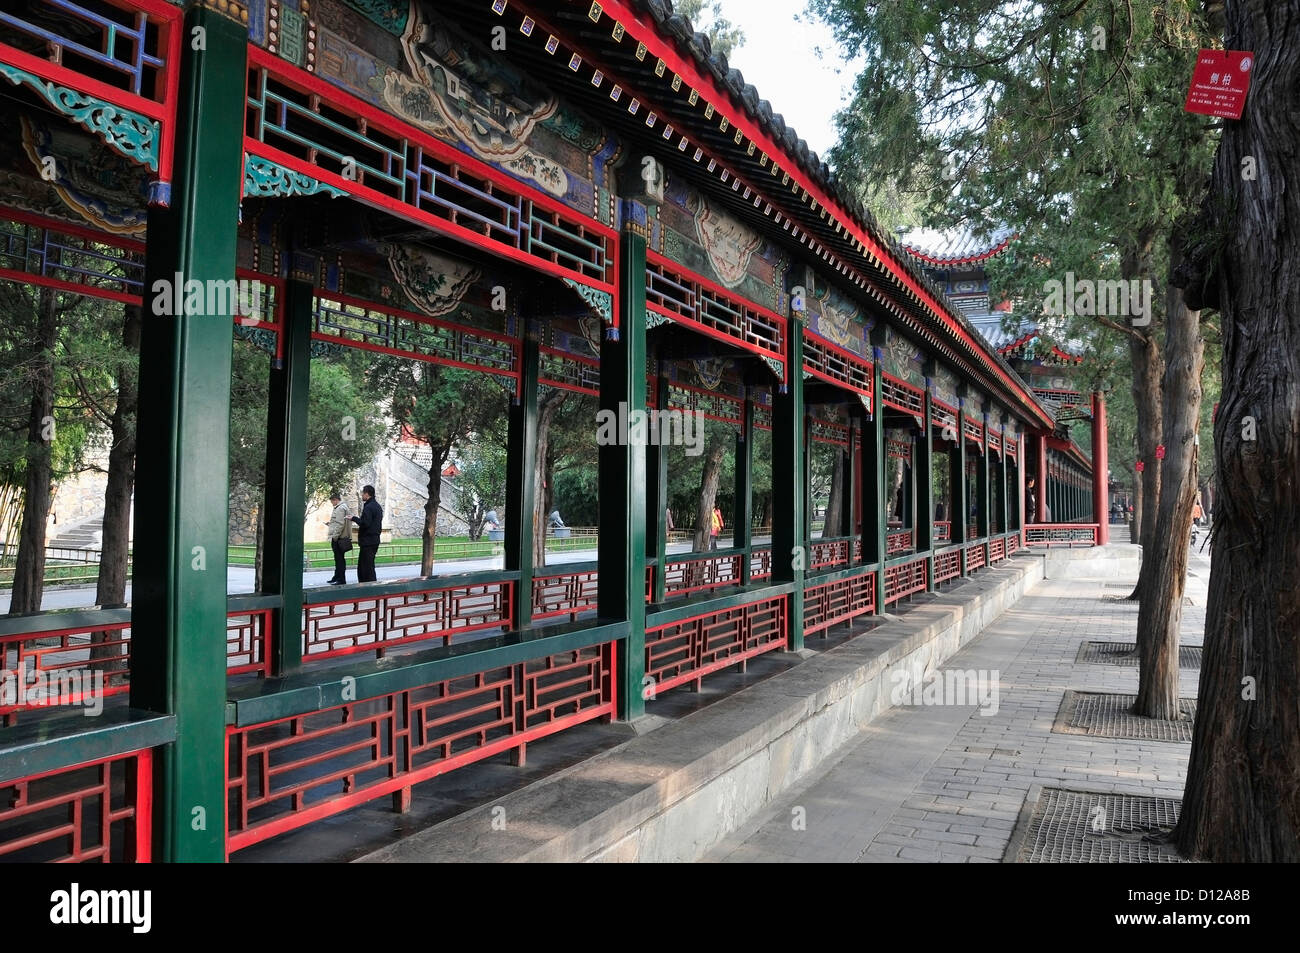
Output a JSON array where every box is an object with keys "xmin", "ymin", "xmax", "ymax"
[{"xmin": 706, "ymin": 545, "xmax": 1210, "ymax": 863}]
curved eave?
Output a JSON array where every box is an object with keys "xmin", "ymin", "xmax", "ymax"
[{"xmin": 901, "ymin": 233, "xmax": 1017, "ymax": 267}]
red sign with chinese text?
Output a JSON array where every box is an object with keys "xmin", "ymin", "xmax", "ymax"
[
  {"xmin": 1185, "ymin": 50, "xmax": 1253, "ymax": 119},
  {"xmin": 1136, "ymin": 461, "xmax": 1145, "ymax": 473},
  {"xmin": 1156, "ymin": 444, "xmax": 1166, "ymax": 460}
]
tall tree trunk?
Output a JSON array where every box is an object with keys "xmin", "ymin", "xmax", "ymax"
[
  {"xmin": 1126, "ymin": 332, "xmax": 1164, "ymax": 600},
  {"xmin": 532, "ymin": 390, "xmax": 567, "ymax": 567},
  {"xmin": 421, "ymin": 442, "xmax": 452, "ymax": 577},
  {"xmin": 92, "ymin": 305, "xmax": 141, "ymax": 664},
  {"xmin": 1129, "ymin": 458, "xmax": 1142, "ymax": 544},
  {"xmin": 1134, "ymin": 238, "xmax": 1203, "ymax": 718},
  {"xmin": 822, "ymin": 451, "xmax": 844, "ymax": 538},
  {"xmin": 692, "ymin": 434, "xmax": 727, "ymax": 551},
  {"xmin": 1175, "ymin": 0, "xmax": 1300, "ymax": 861},
  {"xmin": 8, "ymin": 287, "xmax": 58, "ymax": 615}
]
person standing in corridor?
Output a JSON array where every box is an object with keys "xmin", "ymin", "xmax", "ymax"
[
  {"xmin": 351, "ymin": 485, "xmax": 383, "ymax": 583},
  {"xmin": 325, "ymin": 491, "xmax": 351, "ymax": 585}
]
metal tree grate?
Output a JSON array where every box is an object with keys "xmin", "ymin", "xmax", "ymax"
[
  {"xmin": 1010, "ymin": 788, "xmax": 1189, "ymax": 863},
  {"xmin": 1052, "ymin": 691, "xmax": 1196, "ymax": 742},
  {"xmin": 1075, "ymin": 642, "xmax": 1203, "ymax": 668}
]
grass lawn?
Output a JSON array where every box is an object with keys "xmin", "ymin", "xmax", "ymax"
[{"xmin": 228, "ymin": 534, "xmax": 596, "ymax": 568}]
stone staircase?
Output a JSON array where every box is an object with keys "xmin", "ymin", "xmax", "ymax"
[{"xmin": 48, "ymin": 515, "xmax": 104, "ymax": 553}]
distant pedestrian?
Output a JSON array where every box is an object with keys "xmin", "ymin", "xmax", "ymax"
[
  {"xmin": 350, "ymin": 485, "xmax": 383, "ymax": 582},
  {"xmin": 710, "ymin": 505, "xmax": 724, "ymax": 550},
  {"xmin": 325, "ymin": 491, "xmax": 351, "ymax": 585}
]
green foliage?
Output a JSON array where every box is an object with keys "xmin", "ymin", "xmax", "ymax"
[
  {"xmin": 674, "ymin": 0, "xmax": 746, "ymax": 59},
  {"xmin": 454, "ymin": 420, "xmax": 507, "ymax": 539},
  {"xmin": 229, "ymin": 337, "xmax": 387, "ymax": 506},
  {"xmin": 809, "ymin": 0, "xmax": 1222, "ymax": 491},
  {"xmin": 0, "ymin": 283, "xmax": 114, "ymax": 520}
]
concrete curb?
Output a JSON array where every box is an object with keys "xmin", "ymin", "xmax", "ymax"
[{"xmin": 355, "ymin": 554, "xmax": 1046, "ymax": 863}]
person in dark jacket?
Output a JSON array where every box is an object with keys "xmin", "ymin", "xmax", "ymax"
[{"xmin": 350, "ymin": 485, "xmax": 383, "ymax": 582}]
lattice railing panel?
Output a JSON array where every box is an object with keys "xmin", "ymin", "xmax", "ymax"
[
  {"xmin": 802, "ymin": 332, "xmax": 872, "ymax": 400},
  {"xmin": 645, "ymin": 252, "xmax": 785, "ymax": 369},
  {"xmin": 964, "ymin": 544, "xmax": 986, "ymax": 572},
  {"xmin": 1024, "ymin": 525, "xmax": 1099, "ymax": 547},
  {"xmin": 803, "ymin": 571, "xmax": 875, "ymax": 636},
  {"xmin": 661, "ymin": 553, "xmax": 746, "ymax": 596},
  {"xmin": 314, "ymin": 294, "xmax": 517, "ymax": 377},
  {"xmin": 809, "ymin": 538, "xmax": 851, "ymax": 570},
  {"xmin": 303, "ymin": 580, "xmax": 513, "ymax": 660},
  {"xmin": 0, "ymin": 749, "xmax": 152, "ymax": 862},
  {"xmin": 886, "ymin": 530, "xmax": 913, "ymax": 555},
  {"xmin": 0, "ymin": 611, "xmax": 269, "ymax": 718},
  {"xmin": 880, "ymin": 375, "xmax": 923, "ymax": 418},
  {"xmin": 532, "ymin": 568, "xmax": 599, "ymax": 622},
  {"xmin": 934, "ymin": 549, "xmax": 961, "ymax": 584},
  {"xmin": 665, "ymin": 381, "xmax": 744, "ymax": 426},
  {"xmin": 245, "ymin": 53, "xmax": 614, "ymax": 290},
  {"xmin": 644, "ymin": 596, "xmax": 786, "ymax": 695},
  {"xmin": 0, "ymin": 209, "xmax": 144, "ymax": 303},
  {"xmin": 225, "ymin": 641, "xmax": 614, "ymax": 852},
  {"xmin": 539, "ymin": 347, "xmax": 599, "ymax": 396},
  {"xmin": 810, "ymin": 416, "xmax": 850, "ymax": 447},
  {"xmin": 883, "ymin": 557, "xmax": 928, "ymax": 605}
]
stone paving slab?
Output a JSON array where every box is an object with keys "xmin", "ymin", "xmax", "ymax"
[
  {"xmin": 706, "ymin": 544, "xmax": 1208, "ymax": 863},
  {"xmin": 355, "ymin": 557, "xmax": 1045, "ymax": 862}
]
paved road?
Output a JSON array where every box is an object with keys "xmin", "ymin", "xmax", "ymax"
[
  {"xmin": 3, "ymin": 534, "xmax": 776, "ymax": 611},
  {"xmin": 706, "ymin": 544, "xmax": 1211, "ymax": 862}
]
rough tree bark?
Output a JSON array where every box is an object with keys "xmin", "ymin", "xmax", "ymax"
[
  {"xmin": 8, "ymin": 287, "xmax": 58, "ymax": 616},
  {"xmin": 692, "ymin": 433, "xmax": 727, "ymax": 551},
  {"xmin": 530, "ymin": 389, "xmax": 567, "ymax": 567},
  {"xmin": 92, "ymin": 305, "xmax": 141, "ymax": 664},
  {"xmin": 1174, "ymin": 0, "xmax": 1300, "ymax": 861},
  {"xmin": 421, "ymin": 442, "xmax": 452, "ymax": 577},
  {"xmin": 1126, "ymin": 331, "xmax": 1164, "ymax": 601},
  {"xmin": 822, "ymin": 451, "xmax": 844, "ymax": 538},
  {"xmin": 1134, "ymin": 237, "xmax": 1204, "ymax": 719}
]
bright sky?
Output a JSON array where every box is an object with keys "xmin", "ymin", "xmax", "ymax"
[{"xmin": 713, "ymin": 0, "xmax": 859, "ymax": 161}]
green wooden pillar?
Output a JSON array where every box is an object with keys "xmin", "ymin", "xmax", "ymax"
[
  {"xmin": 803, "ymin": 410, "xmax": 813, "ymax": 539},
  {"xmin": 977, "ymin": 410, "xmax": 990, "ymax": 539},
  {"xmin": 918, "ymin": 371, "xmax": 934, "ymax": 588},
  {"xmin": 263, "ymin": 280, "xmax": 312, "ymax": 675},
  {"xmin": 600, "ymin": 231, "xmax": 648, "ymax": 719},
  {"xmin": 505, "ymin": 337, "xmax": 539, "ymax": 630},
  {"xmin": 733, "ymin": 394, "xmax": 753, "ymax": 585},
  {"xmin": 845, "ymin": 418, "xmax": 858, "ymax": 543},
  {"xmin": 953, "ymin": 389, "xmax": 969, "ymax": 575},
  {"xmin": 865, "ymin": 333, "xmax": 886, "ymax": 605},
  {"xmin": 999, "ymin": 423, "xmax": 1010, "ymax": 537},
  {"xmin": 646, "ymin": 367, "xmax": 669, "ymax": 603},
  {"xmin": 129, "ymin": 2, "xmax": 246, "ymax": 863},
  {"xmin": 773, "ymin": 331, "xmax": 806, "ymax": 650}
]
